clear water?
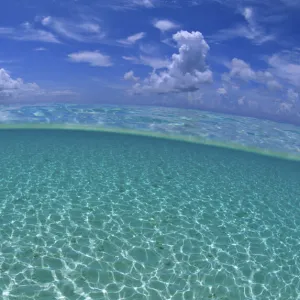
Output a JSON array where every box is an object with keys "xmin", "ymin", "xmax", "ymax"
[
  {"xmin": 0, "ymin": 129, "xmax": 299, "ymax": 300},
  {"xmin": 2, "ymin": 103, "xmax": 300, "ymax": 156}
]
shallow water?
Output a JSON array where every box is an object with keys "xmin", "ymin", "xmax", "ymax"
[
  {"xmin": 0, "ymin": 129, "xmax": 300, "ymax": 299},
  {"xmin": 2, "ymin": 103, "xmax": 300, "ymax": 156}
]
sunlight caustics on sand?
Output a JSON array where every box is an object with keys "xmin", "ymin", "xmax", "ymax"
[{"xmin": 0, "ymin": 128, "xmax": 300, "ymax": 299}]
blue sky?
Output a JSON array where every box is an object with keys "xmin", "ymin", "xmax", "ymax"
[{"xmin": 1, "ymin": 0, "xmax": 300, "ymax": 121}]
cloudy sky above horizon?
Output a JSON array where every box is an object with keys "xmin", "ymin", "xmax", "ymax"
[{"xmin": 0, "ymin": 0, "xmax": 300, "ymax": 118}]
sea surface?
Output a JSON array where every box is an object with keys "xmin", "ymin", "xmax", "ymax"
[
  {"xmin": 0, "ymin": 128, "xmax": 300, "ymax": 300},
  {"xmin": 1, "ymin": 103, "xmax": 300, "ymax": 156}
]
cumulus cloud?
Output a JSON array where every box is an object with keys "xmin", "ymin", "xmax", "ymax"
[
  {"xmin": 68, "ymin": 51, "xmax": 112, "ymax": 67},
  {"xmin": 124, "ymin": 70, "xmax": 139, "ymax": 81},
  {"xmin": 0, "ymin": 68, "xmax": 78, "ymax": 101},
  {"xmin": 40, "ymin": 16, "xmax": 104, "ymax": 42},
  {"xmin": 209, "ymin": 7, "xmax": 275, "ymax": 44},
  {"xmin": 225, "ymin": 58, "xmax": 282, "ymax": 89},
  {"xmin": 0, "ymin": 68, "xmax": 40, "ymax": 98},
  {"xmin": 118, "ymin": 32, "xmax": 145, "ymax": 45},
  {"xmin": 0, "ymin": 23, "xmax": 60, "ymax": 43},
  {"xmin": 228, "ymin": 58, "xmax": 256, "ymax": 80},
  {"xmin": 268, "ymin": 53, "xmax": 300, "ymax": 87},
  {"xmin": 153, "ymin": 19, "xmax": 179, "ymax": 32},
  {"xmin": 133, "ymin": 30, "xmax": 212, "ymax": 94}
]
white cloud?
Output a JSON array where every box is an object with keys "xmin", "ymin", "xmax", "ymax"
[
  {"xmin": 225, "ymin": 58, "xmax": 282, "ymax": 89},
  {"xmin": 122, "ymin": 55, "xmax": 169, "ymax": 69},
  {"xmin": 209, "ymin": 7, "xmax": 275, "ymax": 44},
  {"xmin": 287, "ymin": 88, "xmax": 299, "ymax": 103},
  {"xmin": 135, "ymin": 0, "xmax": 154, "ymax": 7},
  {"xmin": 103, "ymin": 0, "xmax": 155, "ymax": 10},
  {"xmin": 0, "ymin": 23, "xmax": 60, "ymax": 43},
  {"xmin": 238, "ymin": 96, "xmax": 246, "ymax": 105},
  {"xmin": 228, "ymin": 58, "xmax": 256, "ymax": 80},
  {"xmin": 217, "ymin": 87, "xmax": 227, "ymax": 95},
  {"xmin": 139, "ymin": 56, "xmax": 169, "ymax": 69},
  {"xmin": 268, "ymin": 53, "xmax": 300, "ymax": 86},
  {"xmin": 153, "ymin": 19, "xmax": 179, "ymax": 32},
  {"xmin": 118, "ymin": 32, "xmax": 145, "ymax": 45},
  {"xmin": 68, "ymin": 51, "xmax": 112, "ymax": 67},
  {"xmin": 79, "ymin": 23, "xmax": 101, "ymax": 33},
  {"xmin": 0, "ymin": 68, "xmax": 40, "ymax": 98},
  {"xmin": 0, "ymin": 60, "xmax": 15, "ymax": 64},
  {"xmin": 242, "ymin": 7, "xmax": 255, "ymax": 27},
  {"xmin": 40, "ymin": 16, "xmax": 104, "ymax": 42},
  {"xmin": 50, "ymin": 90, "xmax": 78, "ymax": 96},
  {"xmin": 0, "ymin": 68, "xmax": 77, "ymax": 100},
  {"xmin": 0, "ymin": 28, "xmax": 14, "ymax": 35},
  {"xmin": 34, "ymin": 47, "xmax": 47, "ymax": 51},
  {"xmin": 277, "ymin": 102, "xmax": 294, "ymax": 114},
  {"xmin": 139, "ymin": 42, "xmax": 161, "ymax": 56},
  {"xmin": 0, "ymin": 111, "xmax": 16, "ymax": 122},
  {"xmin": 124, "ymin": 70, "xmax": 139, "ymax": 81},
  {"xmin": 41, "ymin": 16, "xmax": 51, "ymax": 26},
  {"xmin": 187, "ymin": 90, "xmax": 204, "ymax": 105},
  {"xmin": 122, "ymin": 56, "xmax": 138, "ymax": 61},
  {"xmin": 133, "ymin": 30, "xmax": 213, "ymax": 94},
  {"xmin": 266, "ymin": 80, "xmax": 282, "ymax": 90}
]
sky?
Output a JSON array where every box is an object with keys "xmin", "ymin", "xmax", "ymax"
[{"xmin": 1, "ymin": 0, "xmax": 300, "ymax": 123}]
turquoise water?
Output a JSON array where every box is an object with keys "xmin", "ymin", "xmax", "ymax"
[
  {"xmin": 2, "ymin": 103, "xmax": 300, "ymax": 156},
  {"xmin": 0, "ymin": 129, "xmax": 300, "ymax": 299}
]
